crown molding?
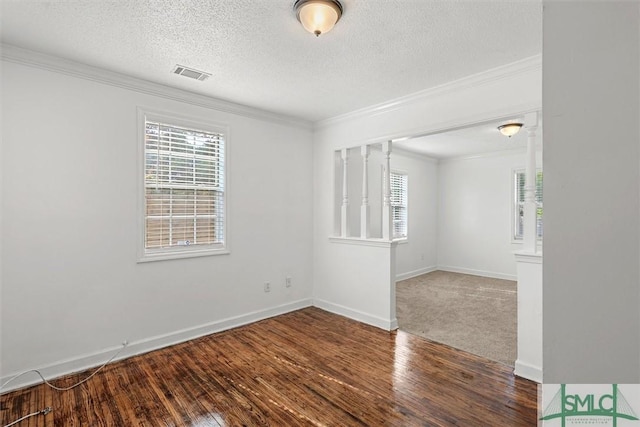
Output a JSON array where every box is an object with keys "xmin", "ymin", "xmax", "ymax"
[
  {"xmin": 315, "ymin": 54, "xmax": 542, "ymax": 130},
  {"xmin": 437, "ymin": 147, "xmax": 528, "ymax": 163},
  {"xmin": 392, "ymin": 146, "xmax": 439, "ymax": 163},
  {"xmin": 0, "ymin": 44, "xmax": 313, "ymax": 130},
  {"xmin": 437, "ymin": 141, "xmax": 543, "ymax": 163}
]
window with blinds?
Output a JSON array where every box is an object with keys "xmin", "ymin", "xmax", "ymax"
[
  {"xmin": 514, "ymin": 170, "xmax": 543, "ymax": 240},
  {"xmin": 390, "ymin": 172, "xmax": 408, "ymax": 239},
  {"xmin": 141, "ymin": 114, "xmax": 226, "ymax": 260}
]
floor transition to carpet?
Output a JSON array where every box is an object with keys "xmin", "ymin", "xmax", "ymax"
[{"xmin": 396, "ymin": 270, "xmax": 516, "ymax": 366}]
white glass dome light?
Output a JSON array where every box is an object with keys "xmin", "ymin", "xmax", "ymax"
[
  {"xmin": 498, "ymin": 123, "xmax": 524, "ymax": 138},
  {"xmin": 294, "ymin": 0, "xmax": 343, "ymax": 37}
]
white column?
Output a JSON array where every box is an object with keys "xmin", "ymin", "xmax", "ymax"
[
  {"xmin": 341, "ymin": 148, "xmax": 350, "ymax": 237},
  {"xmin": 382, "ymin": 141, "xmax": 392, "ymax": 240},
  {"xmin": 360, "ymin": 145, "xmax": 370, "ymax": 238},
  {"xmin": 514, "ymin": 111, "xmax": 542, "ymax": 382},
  {"xmin": 523, "ymin": 125, "xmax": 538, "ymax": 253}
]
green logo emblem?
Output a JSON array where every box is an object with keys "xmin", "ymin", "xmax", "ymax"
[{"xmin": 541, "ymin": 384, "xmax": 639, "ymax": 426}]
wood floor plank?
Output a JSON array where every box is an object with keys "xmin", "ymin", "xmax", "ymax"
[{"xmin": 0, "ymin": 307, "xmax": 538, "ymax": 426}]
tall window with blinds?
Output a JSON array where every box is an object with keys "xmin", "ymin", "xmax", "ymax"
[
  {"xmin": 140, "ymin": 113, "xmax": 227, "ymax": 261},
  {"xmin": 390, "ymin": 172, "xmax": 408, "ymax": 239},
  {"xmin": 514, "ymin": 169, "xmax": 543, "ymax": 241}
]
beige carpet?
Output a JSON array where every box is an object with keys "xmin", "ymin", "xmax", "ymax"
[{"xmin": 396, "ymin": 270, "xmax": 516, "ymax": 366}]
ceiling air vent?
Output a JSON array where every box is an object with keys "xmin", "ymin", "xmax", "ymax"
[{"xmin": 172, "ymin": 65, "xmax": 211, "ymax": 81}]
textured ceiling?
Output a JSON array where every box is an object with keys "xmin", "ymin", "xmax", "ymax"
[{"xmin": 0, "ymin": 0, "xmax": 542, "ymax": 122}]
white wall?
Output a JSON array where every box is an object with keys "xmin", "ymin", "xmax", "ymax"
[
  {"xmin": 0, "ymin": 59, "xmax": 314, "ymax": 388},
  {"xmin": 437, "ymin": 149, "xmax": 542, "ymax": 280},
  {"xmin": 0, "ymin": 58, "xmax": 3, "ymax": 371},
  {"xmin": 543, "ymin": 1, "xmax": 640, "ymax": 383},
  {"xmin": 392, "ymin": 150, "xmax": 438, "ymax": 280},
  {"xmin": 314, "ymin": 241, "xmax": 396, "ymax": 329}
]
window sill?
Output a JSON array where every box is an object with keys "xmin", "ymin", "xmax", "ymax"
[
  {"xmin": 511, "ymin": 239, "xmax": 543, "ymax": 245},
  {"xmin": 393, "ymin": 238, "xmax": 409, "ymax": 245},
  {"xmin": 138, "ymin": 248, "xmax": 230, "ymax": 263},
  {"xmin": 329, "ymin": 236, "xmax": 398, "ymax": 248}
]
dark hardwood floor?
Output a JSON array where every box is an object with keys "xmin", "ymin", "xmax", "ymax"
[{"xmin": 1, "ymin": 307, "xmax": 538, "ymax": 426}]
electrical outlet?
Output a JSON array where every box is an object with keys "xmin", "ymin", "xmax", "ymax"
[
  {"xmin": 264, "ymin": 282, "xmax": 271, "ymax": 292},
  {"xmin": 285, "ymin": 277, "xmax": 292, "ymax": 288}
]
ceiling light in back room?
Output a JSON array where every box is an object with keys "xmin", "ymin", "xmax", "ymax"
[{"xmin": 497, "ymin": 123, "xmax": 523, "ymax": 138}]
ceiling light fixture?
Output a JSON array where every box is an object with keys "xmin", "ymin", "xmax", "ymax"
[
  {"xmin": 294, "ymin": 0, "xmax": 343, "ymax": 37},
  {"xmin": 498, "ymin": 123, "xmax": 523, "ymax": 138}
]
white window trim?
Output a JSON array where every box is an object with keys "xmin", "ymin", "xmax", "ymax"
[
  {"xmin": 511, "ymin": 167, "xmax": 542, "ymax": 245},
  {"xmin": 136, "ymin": 107, "xmax": 230, "ymax": 262},
  {"xmin": 390, "ymin": 169, "xmax": 408, "ymax": 241}
]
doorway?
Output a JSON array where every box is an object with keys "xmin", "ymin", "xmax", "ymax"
[{"xmin": 391, "ymin": 119, "xmax": 541, "ymax": 367}]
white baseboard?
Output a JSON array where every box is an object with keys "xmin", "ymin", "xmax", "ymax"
[
  {"xmin": 395, "ymin": 265, "xmax": 437, "ymax": 281},
  {"xmin": 313, "ymin": 299, "xmax": 396, "ymax": 331},
  {"xmin": 514, "ymin": 359, "xmax": 542, "ymax": 383},
  {"xmin": 389, "ymin": 317, "xmax": 399, "ymax": 331},
  {"xmin": 437, "ymin": 265, "xmax": 517, "ymax": 281},
  {"xmin": 0, "ymin": 298, "xmax": 313, "ymax": 394}
]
